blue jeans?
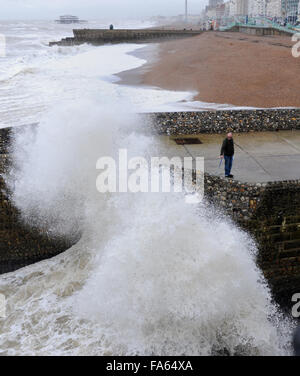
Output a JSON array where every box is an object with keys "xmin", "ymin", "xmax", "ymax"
[{"xmin": 224, "ymin": 155, "xmax": 233, "ymax": 176}]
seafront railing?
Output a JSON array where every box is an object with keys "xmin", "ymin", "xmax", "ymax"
[{"xmin": 219, "ymin": 16, "xmax": 299, "ymax": 35}]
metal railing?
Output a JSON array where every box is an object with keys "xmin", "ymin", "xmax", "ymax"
[{"xmin": 219, "ymin": 15, "xmax": 299, "ymax": 34}]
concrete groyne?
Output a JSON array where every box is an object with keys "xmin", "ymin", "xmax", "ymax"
[
  {"xmin": 49, "ymin": 29, "xmax": 203, "ymax": 46},
  {"xmin": 1, "ymin": 109, "xmax": 300, "ymax": 312}
]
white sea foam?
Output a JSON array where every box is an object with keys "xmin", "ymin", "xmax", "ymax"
[
  {"xmin": 0, "ymin": 19, "xmax": 256, "ymax": 129},
  {"xmin": 0, "ymin": 99, "xmax": 293, "ymax": 355}
]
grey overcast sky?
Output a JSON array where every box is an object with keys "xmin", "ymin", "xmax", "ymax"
[{"xmin": 0, "ymin": 0, "xmax": 207, "ymax": 20}]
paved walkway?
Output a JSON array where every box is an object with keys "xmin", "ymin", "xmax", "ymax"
[{"xmin": 160, "ymin": 130, "xmax": 300, "ymax": 183}]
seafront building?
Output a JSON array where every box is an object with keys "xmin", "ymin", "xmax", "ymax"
[
  {"xmin": 205, "ymin": 0, "xmax": 224, "ymax": 20},
  {"xmin": 228, "ymin": 0, "xmax": 238, "ymax": 16},
  {"xmin": 209, "ymin": 0, "xmax": 224, "ymax": 6},
  {"xmin": 204, "ymin": 0, "xmax": 300, "ymax": 23},
  {"xmin": 266, "ymin": 0, "xmax": 282, "ymax": 18},
  {"xmin": 248, "ymin": 0, "xmax": 265, "ymax": 16},
  {"xmin": 281, "ymin": 0, "xmax": 300, "ymax": 21}
]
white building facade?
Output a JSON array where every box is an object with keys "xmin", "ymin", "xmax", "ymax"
[
  {"xmin": 266, "ymin": 0, "xmax": 282, "ymax": 17},
  {"xmin": 248, "ymin": 0, "xmax": 265, "ymax": 16},
  {"xmin": 206, "ymin": 0, "xmax": 300, "ymax": 22},
  {"xmin": 236, "ymin": 0, "xmax": 249, "ymax": 15},
  {"xmin": 228, "ymin": 0, "xmax": 238, "ymax": 15}
]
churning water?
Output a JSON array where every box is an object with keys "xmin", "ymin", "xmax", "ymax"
[
  {"xmin": 0, "ymin": 20, "xmax": 293, "ymax": 355},
  {"xmin": 0, "ymin": 19, "xmax": 196, "ymax": 129}
]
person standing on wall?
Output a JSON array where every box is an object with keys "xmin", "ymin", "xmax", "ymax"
[{"xmin": 220, "ymin": 132, "xmax": 234, "ymax": 178}]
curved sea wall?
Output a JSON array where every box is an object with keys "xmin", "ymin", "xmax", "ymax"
[
  {"xmin": 0, "ymin": 127, "xmax": 78, "ymax": 274},
  {"xmin": 1, "ymin": 109, "xmax": 300, "ymax": 312}
]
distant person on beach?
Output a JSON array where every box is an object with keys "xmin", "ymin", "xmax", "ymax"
[
  {"xmin": 220, "ymin": 132, "xmax": 234, "ymax": 178},
  {"xmin": 110, "ymin": 24, "xmax": 114, "ymax": 30}
]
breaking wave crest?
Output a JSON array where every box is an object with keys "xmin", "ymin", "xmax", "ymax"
[{"xmin": 0, "ymin": 100, "xmax": 293, "ymax": 355}]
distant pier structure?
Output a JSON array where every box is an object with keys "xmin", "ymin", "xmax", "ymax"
[{"xmin": 55, "ymin": 15, "xmax": 86, "ymax": 24}]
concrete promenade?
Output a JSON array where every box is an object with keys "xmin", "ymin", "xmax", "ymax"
[{"xmin": 161, "ymin": 130, "xmax": 300, "ymax": 183}]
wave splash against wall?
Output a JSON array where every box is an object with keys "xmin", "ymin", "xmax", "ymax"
[{"xmin": 0, "ymin": 100, "xmax": 293, "ymax": 355}]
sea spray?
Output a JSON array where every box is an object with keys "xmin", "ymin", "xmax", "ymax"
[
  {"xmin": 72, "ymin": 191, "xmax": 290, "ymax": 355},
  {"xmin": 0, "ymin": 100, "xmax": 293, "ymax": 355}
]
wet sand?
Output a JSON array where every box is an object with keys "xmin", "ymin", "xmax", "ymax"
[
  {"xmin": 117, "ymin": 43, "xmax": 161, "ymax": 87},
  {"xmin": 118, "ymin": 32, "xmax": 300, "ymax": 108}
]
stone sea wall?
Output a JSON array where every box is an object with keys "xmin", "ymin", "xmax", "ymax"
[
  {"xmin": 49, "ymin": 29, "xmax": 202, "ymax": 46},
  {"xmin": 0, "ymin": 127, "xmax": 78, "ymax": 275},
  {"xmin": 148, "ymin": 108, "xmax": 300, "ymax": 135},
  {"xmin": 205, "ymin": 174, "xmax": 300, "ymax": 310}
]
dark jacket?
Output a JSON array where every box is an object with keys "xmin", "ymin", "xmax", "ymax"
[{"xmin": 221, "ymin": 138, "xmax": 234, "ymax": 157}]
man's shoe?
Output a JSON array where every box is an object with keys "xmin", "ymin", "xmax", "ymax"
[
  {"xmin": 228, "ymin": 174, "xmax": 234, "ymax": 178},
  {"xmin": 225, "ymin": 175, "xmax": 230, "ymax": 178}
]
